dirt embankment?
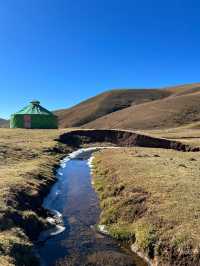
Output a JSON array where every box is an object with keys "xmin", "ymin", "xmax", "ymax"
[{"xmin": 58, "ymin": 129, "xmax": 200, "ymax": 152}]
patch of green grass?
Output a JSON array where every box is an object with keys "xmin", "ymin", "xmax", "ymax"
[
  {"xmin": 134, "ymin": 221, "xmax": 157, "ymax": 257},
  {"xmin": 108, "ymin": 224, "xmax": 135, "ymax": 241}
]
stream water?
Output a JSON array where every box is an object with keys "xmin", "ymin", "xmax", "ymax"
[{"xmin": 37, "ymin": 148, "xmax": 147, "ymax": 266}]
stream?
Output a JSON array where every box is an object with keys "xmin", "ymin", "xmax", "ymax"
[{"xmin": 37, "ymin": 148, "xmax": 147, "ymax": 266}]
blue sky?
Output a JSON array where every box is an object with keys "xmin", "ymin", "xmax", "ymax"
[{"xmin": 0, "ymin": 0, "xmax": 200, "ymax": 118}]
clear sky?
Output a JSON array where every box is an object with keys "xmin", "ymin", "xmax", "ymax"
[{"xmin": 0, "ymin": 0, "xmax": 200, "ymax": 118}]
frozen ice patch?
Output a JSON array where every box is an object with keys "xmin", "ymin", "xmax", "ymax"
[{"xmin": 97, "ymin": 224, "xmax": 109, "ymax": 235}]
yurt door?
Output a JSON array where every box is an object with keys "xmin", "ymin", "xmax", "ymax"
[{"xmin": 24, "ymin": 115, "xmax": 31, "ymax": 128}]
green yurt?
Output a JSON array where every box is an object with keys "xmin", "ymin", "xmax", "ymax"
[{"xmin": 10, "ymin": 100, "xmax": 58, "ymax": 129}]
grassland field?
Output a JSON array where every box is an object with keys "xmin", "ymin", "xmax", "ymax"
[{"xmin": 0, "ymin": 127, "xmax": 200, "ymax": 265}]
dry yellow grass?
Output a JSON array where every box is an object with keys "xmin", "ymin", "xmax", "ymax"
[
  {"xmin": 0, "ymin": 129, "xmax": 65, "ymax": 206},
  {"xmin": 145, "ymin": 126, "xmax": 200, "ymax": 147},
  {"xmin": 0, "ymin": 128, "xmax": 72, "ymax": 266},
  {"xmin": 92, "ymin": 147, "xmax": 200, "ymax": 265}
]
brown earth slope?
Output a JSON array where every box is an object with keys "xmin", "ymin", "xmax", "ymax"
[
  {"xmin": 55, "ymin": 89, "xmax": 171, "ymax": 128},
  {"xmin": 55, "ymin": 83, "xmax": 200, "ymax": 130},
  {"xmin": 84, "ymin": 89, "xmax": 200, "ymax": 130},
  {"xmin": 0, "ymin": 118, "xmax": 9, "ymax": 127}
]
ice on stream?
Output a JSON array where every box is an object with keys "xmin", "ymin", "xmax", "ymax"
[{"xmin": 40, "ymin": 147, "xmax": 117, "ymax": 239}]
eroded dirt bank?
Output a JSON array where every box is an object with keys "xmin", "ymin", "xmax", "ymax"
[{"xmin": 58, "ymin": 129, "xmax": 200, "ymax": 151}]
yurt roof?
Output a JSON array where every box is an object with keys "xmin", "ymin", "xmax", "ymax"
[{"xmin": 13, "ymin": 101, "xmax": 54, "ymax": 116}]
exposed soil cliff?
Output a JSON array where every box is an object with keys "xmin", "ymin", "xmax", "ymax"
[{"xmin": 58, "ymin": 129, "xmax": 200, "ymax": 152}]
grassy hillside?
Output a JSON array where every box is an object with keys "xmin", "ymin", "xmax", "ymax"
[
  {"xmin": 84, "ymin": 90, "xmax": 200, "ymax": 130},
  {"xmin": 55, "ymin": 89, "xmax": 171, "ymax": 128},
  {"xmin": 55, "ymin": 83, "xmax": 200, "ymax": 130}
]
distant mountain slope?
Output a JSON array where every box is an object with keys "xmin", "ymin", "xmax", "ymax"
[
  {"xmin": 83, "ymin": 90, "xmax": 200, "ymax": 130},
  {"xmin": 55, "ymin": 89, "xmax": 171, "ymax": 128},
  {"xmin": 164, "ymin": 83, "xmax": 200, "ymax": 97},
  {"xmin": 0, "ymin": 118, "xmax": 9, "ymax": 128}
]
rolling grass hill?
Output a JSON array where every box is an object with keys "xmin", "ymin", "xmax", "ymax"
[
  {"xmin": 55, "ymin": 89, "xmax": 171, "ymax": 128},
  {"xmin": 84, "ymin": 90, "xmax": 200, "ymax": 130},
  {"xmin": 55, "ymin": 83, "xmax": 200, "ymax": 130}
]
